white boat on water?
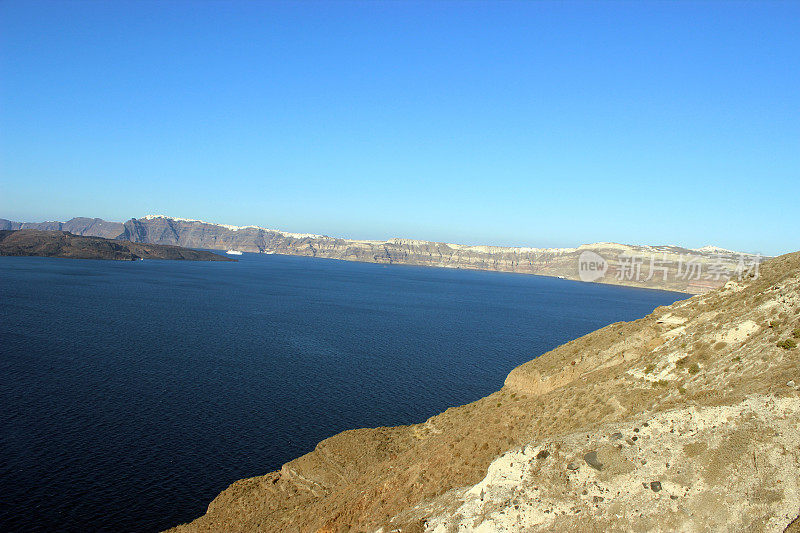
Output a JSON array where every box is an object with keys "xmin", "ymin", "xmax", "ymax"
[{"xmin": 226, "ymin": 250, "xmax": 243, "ymax": 256}]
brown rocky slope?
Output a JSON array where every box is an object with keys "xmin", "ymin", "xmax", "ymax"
[{"xmin": 168, "ymin": 252, "xmax": 800, "ymax": 532}]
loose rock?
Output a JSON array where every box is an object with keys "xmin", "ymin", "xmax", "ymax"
[
  {"xmin": 536, "ymin": 450, "xmax": 550, "ymax": 460},
  {"xmin": 584, "ymin": 451, "xmax": 603, "ymax": 470}
]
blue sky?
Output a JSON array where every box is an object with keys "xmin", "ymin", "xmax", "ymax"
[{"xmin": 1, "ymin": 1, "xmax": 797, "ymax": 255}]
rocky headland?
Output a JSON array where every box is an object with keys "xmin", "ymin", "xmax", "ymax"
[
  {"xmin": 167, "ymin": 251, "xmax": 800, "ymax": 532},
  {"xmin": 0, "ymin": 230, "xmax": 233, "ymax": 261},
  {"xmin": 0, "ymin": 215, "xmax": 765, "ymax": 293}
]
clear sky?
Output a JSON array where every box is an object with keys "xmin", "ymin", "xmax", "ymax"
[{"xmin": 1, "ymin": 1, "xmax": 797, "ymax": 255}]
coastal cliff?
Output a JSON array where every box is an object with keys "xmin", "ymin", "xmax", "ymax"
[
  {"xmin": 168, "ymin": 251, "xmax": 800, "ymax": 532},
  {"xmin": 1, "ymin": 215, "xmax": 765, "ymax": 293}
]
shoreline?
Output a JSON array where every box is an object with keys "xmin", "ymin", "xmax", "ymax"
[{"xmin": 218, "ymin": 249, "xmax": 700, "ymax": 296}]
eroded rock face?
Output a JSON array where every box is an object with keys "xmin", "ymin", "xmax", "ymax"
[
  {"xmin": 166, "ymin": 252, "xmax": 800, "ymax": 533},
  {"xmin": 119, "ymin": 217, "xmax": 763, "ymax": 293},
  {"xmin": 2, "ymin": 215, "xmax": 764, "ymax": 293},
  {"xmin": 425, "ymin": 395, "xmax": 800, "ymax": 532}
]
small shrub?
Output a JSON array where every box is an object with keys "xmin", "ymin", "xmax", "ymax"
[
  {"xmin": 688, "ymin": 363, "xmax": 700, "ymax": 374},
  {"xmin": 776, "ymin": 339, "xmax": 797, "ymax": 350},
  {"xmin": 645, "ymin": 364, "xmax": 656, "ymax": 374},
  {"xmin": 678, "ymin": 386, "xmax": 687, "ymax": 395},
  {"xmin": 651, "ymin": 380, "xmax": 669, "ymax": 387},
  {"xmin": 714, "ymin": 341, "xmax": 727, "ymax": 350},
  {"xmin": 675, "ymin": 357, "xmax": 689, "ymax": 367},
  {"xmin": 792, "ymin": 328, "xmax": 800, "ymax": 339},
  {"xmin": 768, "ymin": 321, "xmax": 780, "ymax": 329},
  {"xmin": 732, "ymin": 356, "xmax": 741, "ymax": 362}
]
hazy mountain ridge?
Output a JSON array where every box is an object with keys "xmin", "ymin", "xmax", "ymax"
[
  {"xmin": 167, "ymin": 251, "xmax": 800, "ymax": 533},
  {"xmin": 0, "ymin": 230, "xmax": 233, "ymax": 262},
  {"xmin": 0, "ymin": 217, "xmax": 126, "ymax": 239},
  {"xmin": 0, "ymin": 216, "xmax": 763, "ymax": 293}
]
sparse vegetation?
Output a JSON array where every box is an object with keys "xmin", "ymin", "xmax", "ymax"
[
  {"xmin": 688, "ymin": 363, "xmax": 700, "ymax": 374},
  {"xmin": 792, "ymin": 328, "xmax": 800, "ymax": 339},
  {"xmin": 644, "ymin": 364, "xmax": 656, "ymax": 374},
  {"xmin": 776, "ymin": 339, "xmax": 797, "ymax": 350}
]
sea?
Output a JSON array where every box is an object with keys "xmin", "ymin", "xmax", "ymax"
[{"xmin": 0, "ymin": 253, "xmax": 686, "ymax": 531}]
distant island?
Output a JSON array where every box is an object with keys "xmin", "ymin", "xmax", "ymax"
[
  {"xmin": 1, "ymin": 215, "xmax": 763, "ymax": 293},
  {"xmin": 0, "ymin": 230, "xmax": 233, "ymax": 262}
]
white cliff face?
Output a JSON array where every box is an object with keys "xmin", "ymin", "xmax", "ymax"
[{"xmin": 425, "ymin": 395, "xmax": 800, "ymax": 533}]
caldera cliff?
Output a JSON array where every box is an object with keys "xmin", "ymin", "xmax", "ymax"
[{"xmin": 0, "ymin": 215, "xmax": 765, "ymax": 293}]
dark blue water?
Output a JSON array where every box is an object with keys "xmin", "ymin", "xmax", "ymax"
[{"xmin": 0, "ymin": 254, "xmax": 686, "ymax": 532}]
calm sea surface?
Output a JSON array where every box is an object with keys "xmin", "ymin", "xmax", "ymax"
[{"xmin": 0, "ymin": 254, "xmax": 686, "ymax": 532}]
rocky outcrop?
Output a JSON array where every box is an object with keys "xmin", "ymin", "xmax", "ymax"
[
  {"xmin": 0, "ymin": 230, "xmax": 233, "ymax": 261},
  {"xmin": 2, "ymin": 215, "xmax": 765, "ymax": 293},
  {"xmin": 167, "ymin": 251, "xmax": 800, "ymax": 533},
  {"xmin": 426, "ymin": 395, "xmax": 799, "ymax": 532}
]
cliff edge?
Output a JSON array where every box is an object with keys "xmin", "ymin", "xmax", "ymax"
[
  {"xmin": 168, "ymin": 252, "xmax": 800, "ymax": 532},
  {"xmin": 1, "ymin": 216, "xmax": 765, "ymax": 293}
]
